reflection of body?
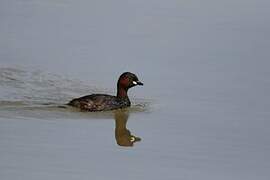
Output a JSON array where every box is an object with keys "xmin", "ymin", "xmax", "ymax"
[{"xmin": 114, "ymin": 110, "xmax": 141, "ymax": 147}]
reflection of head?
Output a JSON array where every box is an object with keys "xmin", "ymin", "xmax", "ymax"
[{"xmin": 114, "ymin": 110, "xmax": 141, "ymax": 147}]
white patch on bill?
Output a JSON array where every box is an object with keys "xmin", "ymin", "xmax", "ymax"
[
  {"xmin": 132, "ymin": 81, "xmax": 137, "ymax": 85},
  {"xmin": 130, "ymin": 137, "xmax": 135, "ymax": 142}
]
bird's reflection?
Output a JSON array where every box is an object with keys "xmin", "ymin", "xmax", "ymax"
[{"xmin": 114, "ymin": 109, "xmax": 141, "ymax": 147}]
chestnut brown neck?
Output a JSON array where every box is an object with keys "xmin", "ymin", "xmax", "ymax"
[{"xmin": 117, "ymin": 86, "xmax": 129, "ymax": 99}]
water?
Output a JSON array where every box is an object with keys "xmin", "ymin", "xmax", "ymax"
[{"xmin": 1, "ymin": 0, "xmax": 270, "ymax": 179}]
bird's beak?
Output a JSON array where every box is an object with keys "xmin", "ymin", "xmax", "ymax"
[
  {"xmin": 133, "ymin": 81, "xmax": 143, "ymax": 86},
  {"xmin": 136, "ymin": 81, "xmax": 143, "ymax": 86}
]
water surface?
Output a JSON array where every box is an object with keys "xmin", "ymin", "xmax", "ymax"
[{"xmin": 1, "ymin": 0, "xmax": 270, "ymax": 180}]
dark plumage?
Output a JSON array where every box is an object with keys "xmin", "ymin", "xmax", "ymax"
[{"xmin": 67, "ymin": 72, "xmax": 143, "ymax": 111}]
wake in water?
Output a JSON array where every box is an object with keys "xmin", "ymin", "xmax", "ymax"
[
  {"xmin": 0, "ymin": 67, "xmax": 150, "ymax": 119},
  {"xmin": 0, "ymin": 67, "xmax": 97, "ymax": 105}
]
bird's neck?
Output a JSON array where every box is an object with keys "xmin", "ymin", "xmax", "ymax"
[{"xmin": 117, "ymin": 86, "xmax": 129, "ymax": 99}]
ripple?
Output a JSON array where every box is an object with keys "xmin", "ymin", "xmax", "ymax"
[{"xmin": 0, "ymin": 67, "xmax": 152, "ymax": 119}]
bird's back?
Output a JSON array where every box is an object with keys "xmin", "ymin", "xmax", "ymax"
[{"xmin": 68, "ymin": 94, "xmax": 130, "ymax": 111}]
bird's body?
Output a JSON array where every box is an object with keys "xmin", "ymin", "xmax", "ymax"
[
  {"xmin": 68, "ymin": 94, "xmax": 130, "ymax": 111},
  {"xmin": 67, "ymin": 72, "xmax": 143, "ymax": 111}
]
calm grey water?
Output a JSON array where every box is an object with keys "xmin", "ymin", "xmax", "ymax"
[{"xmin": 1, "ymin": 0, "xmax": 270, "ymax": 179}]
